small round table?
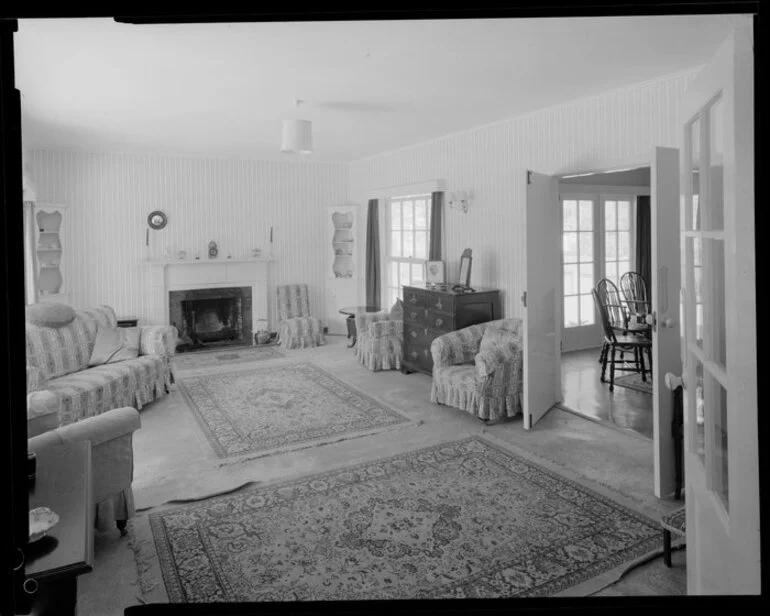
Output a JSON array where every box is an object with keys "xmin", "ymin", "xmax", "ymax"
[{"xmin": 338, "ymin": 306, "xmax": 380, "ymax": 348}]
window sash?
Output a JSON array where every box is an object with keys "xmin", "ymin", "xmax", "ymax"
[{"xmin": 386, "ymin": 194, "xmax": 432, "ymax": 303}]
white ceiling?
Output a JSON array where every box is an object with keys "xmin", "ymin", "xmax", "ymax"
[{"xmin": 15, "ymin": 14, "xmax": 746, "ymax": 162}]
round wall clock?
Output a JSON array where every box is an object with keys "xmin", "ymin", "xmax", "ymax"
[{"xmin": 147, "ymin": 210, "xmax": 168, "ymax": 230}]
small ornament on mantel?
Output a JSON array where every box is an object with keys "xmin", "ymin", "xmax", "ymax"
[{"xmin": 208, "ymin": 240, "xmax": 218, "ymax": 259}]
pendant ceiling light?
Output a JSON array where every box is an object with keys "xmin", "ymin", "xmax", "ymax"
[{"xmin": 280, "ymin": 99, "xmax": 313, "ymax": 154}]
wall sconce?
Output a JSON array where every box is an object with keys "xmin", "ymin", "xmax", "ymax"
[{"xmin": 448, "ymin": 190, "xmax": 471, "ymax": 213}]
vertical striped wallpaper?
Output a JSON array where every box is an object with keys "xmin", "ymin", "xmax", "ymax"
[
  {"xmin": 27, "ymin": 69, "xmax": 699, "ymax": 329},
  {"xmin": 349, "ymin": 69, "xmax": 699, "ymax": 318},
  {"xmin": 28, "ymin": 151, "xmax": 349, "ymax": 327}
]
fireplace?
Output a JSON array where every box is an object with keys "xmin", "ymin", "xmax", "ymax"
[{"xmin": 170, "ymin": 287, "xmax": 252, "ymax": 353}]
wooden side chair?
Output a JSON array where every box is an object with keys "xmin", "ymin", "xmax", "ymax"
[
  {"xmin": 592, "ymin": 288, "xmax": 652, "ymax": 392},
  {"xmin": 619, "ymin": 271, "xmax": 652, "ymax": 326},
  {"xmin": 595, "ymin": 278, "xmax": 634, "ymax": 366}
]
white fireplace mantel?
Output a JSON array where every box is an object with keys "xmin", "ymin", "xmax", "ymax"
[{"xmin": 141, "ymin": 257, "xmax": 276, "ymax": 334}]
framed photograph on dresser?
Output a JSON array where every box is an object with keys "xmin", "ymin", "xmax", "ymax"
[{"xmin": 425, "ymin": 261, "xmax": 445, "ymax": 285}]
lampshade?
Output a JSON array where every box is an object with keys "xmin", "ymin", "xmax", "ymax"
[{"xmin": 280, "ymin": 119, "xmax": 313, "ymax": 154}]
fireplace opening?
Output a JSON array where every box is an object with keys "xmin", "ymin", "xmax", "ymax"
[{"xmin": 170, "ymin": 287, "xmax": 252, "ymax": 353}]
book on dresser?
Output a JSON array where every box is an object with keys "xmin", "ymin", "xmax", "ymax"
[{"xmin": 401, "ymin": 284, "xmax": 502, "ymax": 375}]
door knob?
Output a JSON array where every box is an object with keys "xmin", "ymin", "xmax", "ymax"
[
  {"xmin": 662, "ymin": 317, "xmax": 677, "ymax": 328},
  {"xmin": 645, "ymin": 313, "xmax": 656, "ymax": 326}
]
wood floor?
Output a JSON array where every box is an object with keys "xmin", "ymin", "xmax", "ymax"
[{"xmin": 560, "ymin": 347, "xmax": 653, "ymax": 440}]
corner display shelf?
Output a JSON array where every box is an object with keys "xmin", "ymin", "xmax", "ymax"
[
  {"xmin": 35, "ymin": 203, "xmax": 69, "ymax": 304},
  {"xmin": 331, "ymin": 211, "xmax": 355, "ymax": 278},
  {"xmin": 325, "ymin": 205, "xmax": 361, "ymax": 336}
]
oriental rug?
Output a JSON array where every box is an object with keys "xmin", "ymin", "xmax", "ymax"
[
  {"xmin": 178, "ymin": 362, "xmax": 415, "ymax": 459},
  {"xmin": 130, "ymin": 436, "xmax": 662, "ymax": 602},
  {"xmin": 173, "ymin": 344, "xmax": 285, "ymax": 371},
  {"xmin": 614, "ymin": 373, "xmax": 653, "ymax": 394}
]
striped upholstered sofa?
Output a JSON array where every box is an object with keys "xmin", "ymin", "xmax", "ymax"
[{"xmin": 26, "ymin": 305, "xmax": 177, "ymax": 427}]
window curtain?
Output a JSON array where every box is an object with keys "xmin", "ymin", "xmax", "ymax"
[
  {"xmin": 365, "ymin": 199, "xmax": 381, "ymax": 310},
  {"xmin": 23, "ymin": 201, "xmax": 38, "ymax": 305},
  {"xmin": 428, "ymin": 191, "xmax": 443, "ymax": 261},
  {"xmin": 635, "ymin": 195, "xmax": 652, "ymax": 300}
]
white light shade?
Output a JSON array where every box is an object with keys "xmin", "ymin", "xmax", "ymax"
[{"xmin": 280, "ymin": 119, "xmax": 313, "ymax": 154}]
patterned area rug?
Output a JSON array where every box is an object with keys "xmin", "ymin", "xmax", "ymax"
[
  {"xmin": 131, "ymin": 436, "xmax": 662, "ymax": 602},
  {"xmin": 614, "ymin": 373, "xmax": 653, "ymax": 394},
  {"xmin": 174, "ymin": 345, "xmax": 284, "ymax": 371},
  {"xmin": 179, "ymin": 363, "xmax": 415, "ymax": 459}
]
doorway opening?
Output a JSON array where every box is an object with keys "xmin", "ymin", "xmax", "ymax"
[{"xmin": 556, "ymin": 166, "xmax": 654, "ymax": 439}]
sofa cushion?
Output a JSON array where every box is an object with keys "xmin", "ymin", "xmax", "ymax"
[
  {"xmin": 26, "ymin": 305, "xmax": 118, "ymax": 380},
  {"xmin": 26, "ymin": 302, "xmax": 76, "ymax": 328},
  {"xmin": 89, "ymin": 327, "xmax": 141, "ymax": 366},
  {"xmin": 46, "ymin": 355, "xmax": 166, "ymax": 425},
  {"xmin": 479, "ymin": 326, "xmax": 518, "ymax": 359}
]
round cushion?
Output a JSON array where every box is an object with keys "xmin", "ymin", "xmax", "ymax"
[{"xmin": 26, "ymin": 302, "xmax": 76, "ymax": 328}]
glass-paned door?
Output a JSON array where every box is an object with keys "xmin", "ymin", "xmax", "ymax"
[
  {"xmin": 602, "ymin": 198, "xmax": 633, "ymax": 287},
  {"xmin": 561, "ymin": 197, "xmax": 600, "ymax": 351},
  {"xmin": 683, "ymin": 97, "xmax": 729, "ymax": 510},
  {"xmin": 678, "ymin": 24, "xmax": 758, "ymax": 595}
]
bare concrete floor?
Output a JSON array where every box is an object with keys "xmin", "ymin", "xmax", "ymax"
[
  {"xmin": 76, "ymin": 336, "xmax": 685, "ymax": 614},
  {"xmin": 561, "ymin": 347, "xmax": 654, "ymax": 440}
]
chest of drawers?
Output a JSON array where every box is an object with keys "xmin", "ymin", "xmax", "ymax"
[{"xmin": 401, "ymin": 285, "xmax": 502, "ymax": 375}]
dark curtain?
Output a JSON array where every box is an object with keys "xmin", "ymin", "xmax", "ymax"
[
  {"xmin": 635, "ymin": 195, "xmax": 652, "ymax": 300},
  {"xmin": 365, "ymin": 199, "xmax": 381, "ymax": 310},
  {"xmin": 428, "ymin": 191, "xmax": 443, "ymax": 261}
]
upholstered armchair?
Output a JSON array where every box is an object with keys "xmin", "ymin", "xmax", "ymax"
[
  {"xmin": 354, "ymin": 311, "xmax": 403, "ymax": 371},
  {"xmin": 276, "ymin": 284, "xmax": 326, "ymax": 349},
  {"xmin": 27, "ymin": 390, "xmax": 141, "ymax": 535},
  {"xmin": 430, "ymin": 318, "xmax": 523, "ymax": 422}
]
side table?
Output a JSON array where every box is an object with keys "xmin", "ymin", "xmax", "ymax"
[
  {"xmin": 26, "ymin": 441, "xmax": 93, "ymax": 616},
  {"xmin": 338, "ymin": 306, "xmax": 379, "ymax": 348}
]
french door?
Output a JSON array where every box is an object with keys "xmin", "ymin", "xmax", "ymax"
[
  {"xmin": 560, "ymin": 196, "xmax": 599, "ymax": 351},
  {"xmin": 679, "ymin": 23, "xmax": 758, "ymax": 594},
  {"xmin": 560, "ymin": 193, "xmax": 635, "ymax": 352}
]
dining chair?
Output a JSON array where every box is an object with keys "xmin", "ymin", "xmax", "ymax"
[
  {"xmin": 592, "ymin": 288, "xmax": 652, "ymax": 392},
  {"xmin": 619, "ymin": 271, "xmax": 652, "ymax": 324}
]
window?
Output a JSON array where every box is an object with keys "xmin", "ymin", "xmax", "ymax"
[
  {"xmin": 603, "ymin": 198, "xmax": 633, "ymax": 287},
  {"xmin": 387, "ymin": 194, "xmax": 431, "ymax": 308},
  {"xmin": 562, "ymin": 199, "xmax": 595, "ymax": 328}
]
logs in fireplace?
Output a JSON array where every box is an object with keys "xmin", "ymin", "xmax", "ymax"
[{"xmin": 169, "ymin": 287, "xmax": 252, "ymax": 353}]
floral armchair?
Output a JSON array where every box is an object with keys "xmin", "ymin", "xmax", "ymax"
[
  {"xmin": 276, "ymin": 284, "xmax": 326, "ymax": 349},
  {"xmin": 430, "ymin": 318, "xmax": 523, "ymax": 422},
  {"xmin": 354, "ymin": 311, "xmax": 403, "ymax": 371}
]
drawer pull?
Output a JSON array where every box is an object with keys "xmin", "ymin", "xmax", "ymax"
[
  {"xmin": 410, "ymin": 351, "xmax": 418, "ymax": 359},
  {"xmin": 435, "ymin": 318, "xmax": 444, "ymax": 327},
  {"xmin": 410, "ymin": 312, "xmax": 418, "ymax": 320},
  {"xmin": 410, "ymin": 330, "xmax": 417, "ymax": 338},
  {"xmin": 435, "ymin": 300, "xmax": 443, "ymax": 310},
  {"xmin": 409, "ymin": 295, "xmax": 418, "ymax": 304},
  {"xmin": 423, "ymin": 349, "xmax": 429, "ymax": 356}
]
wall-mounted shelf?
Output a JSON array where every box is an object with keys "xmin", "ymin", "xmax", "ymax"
[{"xmin": 34, "ymin": 204, "xmax": 69, "ymax": 304}]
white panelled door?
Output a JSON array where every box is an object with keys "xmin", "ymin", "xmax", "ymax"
[
  {"xmin": 679, "ymin": 24, "xmax": 758, "ymax": 594},
  {"xmin": 650, "ymin": 147, "xmax": 681, "ymax": 500},
  {"xmin": 523, "ymin": 170, "xmax": 561, "ymax": 429}
]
